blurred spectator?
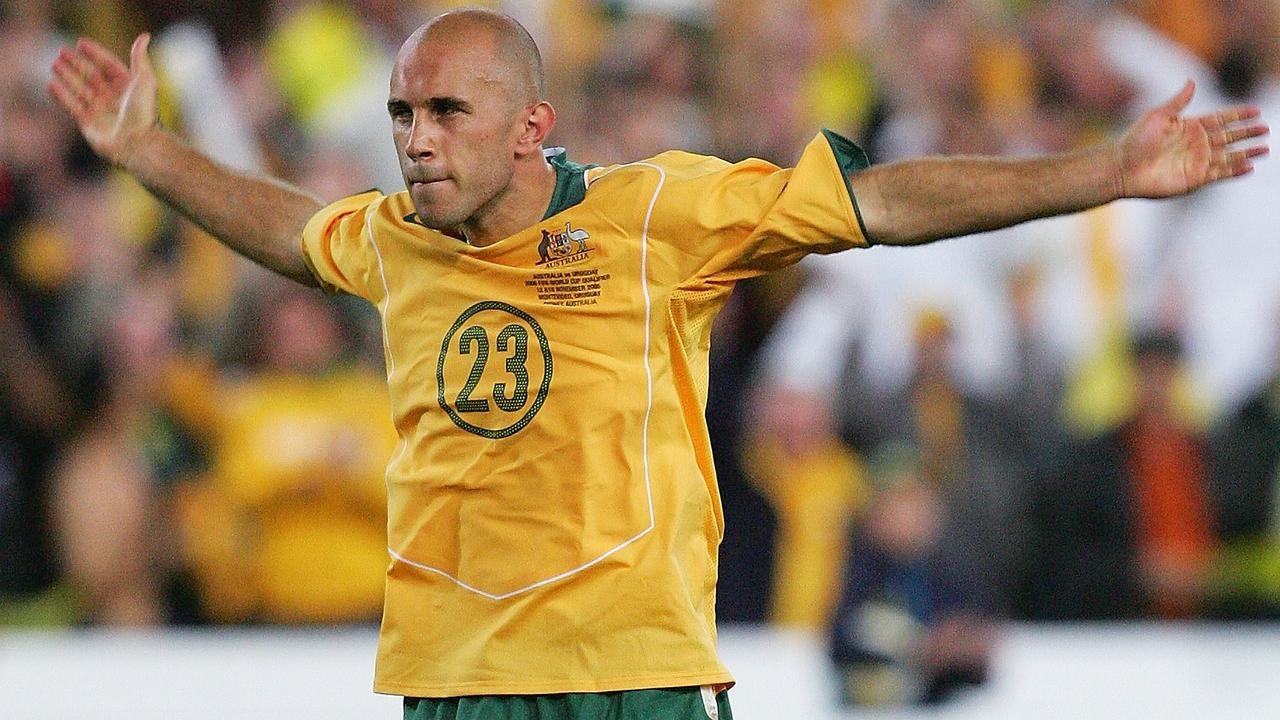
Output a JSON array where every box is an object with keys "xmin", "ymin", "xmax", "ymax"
[
  {"xmin": 711, "ymin": 0, "xmax": 820, "ymax": 163},
  {"xmin": 755, "ymin": 298, "xmax": 1041, "ymax": 620},
  {"xmin": 829, "ymin": 445, "xmax": 992, "ymax": 708},
  {"xmin": 1124, "ymin": 331, "xmax": 1215, "ymax": 617},
  {"xmin": 0, "ymin": 8, "xmax": 114, "ymax": 621},
  {"xmin": 860, "ymin": 0, "xmax": 1034, "ymax": 162},
  {"xmin": 1129, "ymin": 0, "xmax": 1225, "ymax": 66},
  {"xmin": 1020, "ymin": 330, "xmax": 1214, "ymax": 619},
  {"xmin": 1209, "ymin": 377, "xmax": 1280, "ymax": 551},
  {"xmin": 742, "ymin": 402, "xmax": 868, "ymax": 627},
  {"xmin": 0, "ymin": 280, "xmax": 74, "ymax": 623},
  {"xmin": 1205, "ymin": 315, "xmax": 1280, "ymax": 617},
  {"xmin": 890, "ymin": 310, "xmax": 1036, "ymax": 612},
  {"xmin": 261, "ymin": 1, "xmax": 399, "ymax": 190},
  {"xmin": 1166, "ymin": 0, "xmax": 1280, "ymax": 414},
  {"xmin": 50, "ymin": 267, "xmax": 183, "ymax": 626},
  {"xmin": 1016, "ymin": 1, "xmax": 1193, "ymax": 432},
  {"xmin": 707, "ymin": 284, "xmax": 781, "ymax": 623},
  {"xmin": 565, "ymin": 12, "xmax": 712, "ymax": 164},
  {"xmin": 174, "ymin": 284, "xmax": 395, "ymax": 624}
]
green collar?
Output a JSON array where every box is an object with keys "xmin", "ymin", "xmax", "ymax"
[{"xmin": 543, "ymin": 148, "xmax": 597, "ymax": 219}]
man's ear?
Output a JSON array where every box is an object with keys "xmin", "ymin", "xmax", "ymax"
[{"xmin": 517, "ymin": 101, "xmax": 556, "ymax": 154}]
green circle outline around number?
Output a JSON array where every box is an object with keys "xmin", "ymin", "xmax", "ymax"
[{"xmin": 436, "ymin": 301, "xmax": 553, "ymax": 439}]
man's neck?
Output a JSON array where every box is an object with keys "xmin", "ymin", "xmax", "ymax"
[{"xmin": 455, "ymin": 155, "xmax": 557, "ymax": 247}]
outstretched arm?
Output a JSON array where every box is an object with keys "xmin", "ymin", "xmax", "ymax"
[
  {"xmin": 851, "ymin": 81, "xmax": 1269, "ymax": 246},
  {"xmin": 48, "ymin": 34, "xmax": 323, "ymax": 286}
]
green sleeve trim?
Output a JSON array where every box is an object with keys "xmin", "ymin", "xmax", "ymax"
[
  {"xmin": 543, "ymin": 150, "xmax": 598, "ymax": 219},
  {"xmin": 820, "ymin": 128, "xmax": 875, "ymax": 245}
]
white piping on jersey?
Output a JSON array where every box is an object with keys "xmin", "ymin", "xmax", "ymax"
[
  {"xmin": 388, "ymin": 162, "xmax": 667, "ymax": 600},
  {"xmin": 367, "ymin": 198, "xmax": 410, "ymax": 494},
  {"xmin": 366, "ymin": 197, "xmax": 397, "ymax": 380},
  {"xmin": 592, "ymin": 161, "xmax": 665, "ymax": 551}
]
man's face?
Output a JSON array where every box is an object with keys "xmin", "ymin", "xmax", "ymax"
[{"xmin": 388, "ymin": 35, "xmax": 527, "ymax": 232}]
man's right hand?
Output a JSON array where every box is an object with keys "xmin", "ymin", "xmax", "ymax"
[
  {"xmin": 49, "ymin": 34, "xmax": 159, "ymax": 169},
  {"xmin": 45, "ymin": 33, "xmax": 324, "ymax": 287}
]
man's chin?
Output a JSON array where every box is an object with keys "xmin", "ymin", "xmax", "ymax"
[
  {"xmin": 408, "ymin": 191, "xmax": 453, "ymax": 228},
  {"xmin": 409, "ymin": 203, "xmax": 465, "ymax": 233}
]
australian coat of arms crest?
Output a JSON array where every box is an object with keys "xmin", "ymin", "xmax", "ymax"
[{"xmin": 537, "ymin": 222, "xmax": 590, "ymax": 265}]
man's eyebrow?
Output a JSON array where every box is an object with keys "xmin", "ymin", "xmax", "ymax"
[
  {"xmin": 426, "ymin": 96, "xmax": 471, "ymax": 113},
  {"xmin": 386, "ymin": 96, "xmax": 472, "ymax": 115}
]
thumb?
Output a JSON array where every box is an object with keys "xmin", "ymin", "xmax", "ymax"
[
  {"xmin": 129, "ymin": 33, "xmax": 153, "ymax": 81},
  {"xmin": 1158, "ymin": 79, "xmax": 1195, "ymax": 116}
]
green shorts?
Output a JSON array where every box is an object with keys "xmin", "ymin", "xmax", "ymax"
[{"xmin": 403, "ymin": 686, "xmax": 733, "ymax": 720}]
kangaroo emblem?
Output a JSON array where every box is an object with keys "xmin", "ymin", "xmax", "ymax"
[{"xmin": 537, "ymin": 222, "xmax": 591, "ymax": 264}]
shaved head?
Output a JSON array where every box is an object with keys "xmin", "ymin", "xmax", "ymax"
[
  {"xmin": 386, "ymin": 7, "xmax": 558, "ymax": 244},
  {"xmin": 398, "ymin": 8, "xmax": 545, "ymax": 107}
]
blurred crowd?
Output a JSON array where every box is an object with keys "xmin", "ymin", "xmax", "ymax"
[{"xmin": 2, "ymin": 0, "xmax": 1280, "ymax": 709}]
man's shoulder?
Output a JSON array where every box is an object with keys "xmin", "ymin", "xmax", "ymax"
[
  {"xmin": 346, "ymin": 189, "xmax": 428, "ymax": 233},
  {"xmin": 309, "ymin": 189, "xmax": 450, "ymax": 250},
  {"xmin": 314, "ymin": 188, "xmax": 412, "ymax": 219},
  {"xmin": 629, "ymin": 149, "xmax": 736, "ymax": 178},
  {"xmin": 585, "ymin": 149, "xmax": 771, "ymax": 190},
  {"xmin": 376, "ymin": 190, "xmax": 415, "ymax": 225}
]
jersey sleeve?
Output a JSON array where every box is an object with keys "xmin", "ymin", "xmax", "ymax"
[
  {"xmin": 648, "ymin": 130, "xmax": 872, "ymax": 286},
  {"xmin": 299, "ymin": 190, "xmax": 384, "ymax": 298}
]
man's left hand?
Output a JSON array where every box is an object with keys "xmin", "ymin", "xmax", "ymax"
[{"xmin": 1117, "ymin": 80, "xmax": 1269, "ymax": 198}]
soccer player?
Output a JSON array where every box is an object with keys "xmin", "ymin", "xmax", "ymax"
[{"xmin": 48, "ymin": 8, "xmax": 1267, "ymax": 719}]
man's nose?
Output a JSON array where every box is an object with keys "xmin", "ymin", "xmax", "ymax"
[{"xmin": 406, "ymin": 113, "xmax": 437, "ymax": 159}]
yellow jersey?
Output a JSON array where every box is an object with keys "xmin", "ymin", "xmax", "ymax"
[{"xmin": 300, "ymin": 130, "xmax": 870, "ymax": 696}]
